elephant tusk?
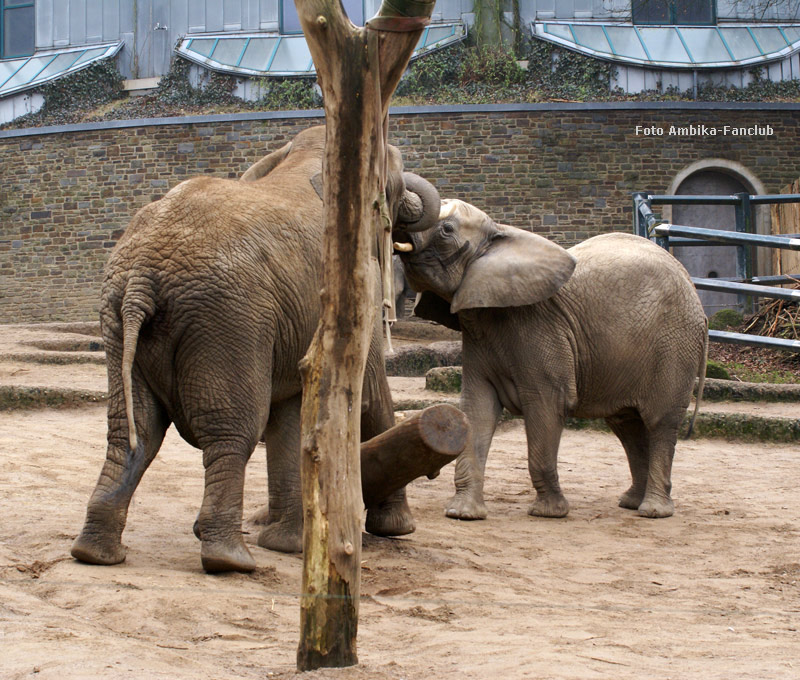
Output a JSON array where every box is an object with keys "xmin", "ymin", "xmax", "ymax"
[{"xmin": 393, "ymin": 242, "xmax": 413, "ymax": 252}]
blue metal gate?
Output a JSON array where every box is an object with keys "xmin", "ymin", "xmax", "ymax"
[{"xmin": 633, "ymin": 191, "xmax": 800, "ymax": 352}]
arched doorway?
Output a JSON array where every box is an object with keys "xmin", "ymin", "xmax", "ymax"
[{"xmin": 664, "ymin": 161, "xmax": 768, "ymax": 316}]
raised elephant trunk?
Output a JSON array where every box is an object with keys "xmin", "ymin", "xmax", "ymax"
[{"xmin": 395, "ymin": 172, "xmax": 440, "ymax": 233}]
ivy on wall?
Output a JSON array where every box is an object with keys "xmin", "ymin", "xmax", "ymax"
[
  {"xmin": 394, "ymin": 40, "xmax": 615, "ymax": 104},
  {"xmin": 1, "ymin": 57, "xmax": 321, "ymax": 130},
  {"xmin": 4, "ymin": 59, "xmax": 124, "ymax": 128},
  {"xmin": 5, "ymin": 40, "xmax": 800, "ymax": 131}
]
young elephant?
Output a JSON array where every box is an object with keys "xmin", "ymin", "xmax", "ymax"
[
  {"xmin": 71, "ymin": 125, "xmax": 441, "ymax": 573},
  {"xmin": 395, "ymin": 199, "xmax": 707, "ymax": 521}
]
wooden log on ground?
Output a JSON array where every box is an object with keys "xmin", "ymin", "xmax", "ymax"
[{"xmin": 361, "ymin": 404, "xmax": 469, "ymax": 508}]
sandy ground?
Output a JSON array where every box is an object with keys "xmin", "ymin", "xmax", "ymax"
[{"xmin": 1, "ymin": 324, "xmax": 799, "ymax": 679}]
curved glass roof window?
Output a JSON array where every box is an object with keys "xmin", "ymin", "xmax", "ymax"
[
  {"xmin": 533, "ymin": 22, "xmax": 800, "ymax": 69},
  {"xmin": 176, "ymin": 23, "xmax": 466, "ymax": 77},
  {"xmin": 0, "ymin": 42, "xmax": 122, "ymax": 98}
]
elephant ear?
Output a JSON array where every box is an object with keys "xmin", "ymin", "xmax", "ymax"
[
  {"xmin": 414, "ymin": 292, "xmax": 461, "ymax": 331},
  {"xmin": 309, "ymin": 172, "xmax": 324, "ymax": 200},
  {"xmin": 451, "ymin": 227, "xmax": 577, "ymax": 313},
  {"xmin": 240, "ymin": 141, "xmax": 293, "ymax": 182}
]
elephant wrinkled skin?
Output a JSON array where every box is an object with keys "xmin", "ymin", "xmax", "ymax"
[
  {"xmin": 71, "ymin": 126, "xmax": 441, "ymax": 573},
  {"xmin": 396, "ymin": 199, "xmax": 708, "ymax": 522}
]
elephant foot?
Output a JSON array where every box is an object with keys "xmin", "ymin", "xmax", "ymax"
[
  {"xmin": 365, "ymin": 496, "xmax": 416, "ymax": 537},
  {"xmin": 201, "ymin": 537, "xmax": 256, "ymax": 573},
  {"xmin": 638, "ymin": 495, "xmax": 674, "ymax": 519},
  {"xmin": 618, "ymin": 486, "xmax": 645, "ymax": 511},
  {"xmin": 248, "ymin": 503, "xmax": 270, "ymax": 526},
  {"xmin": 71, "ymin": 531, "xmax": 127, "ymax": 566},
  {"xmin": 445, "ymin": 491, "xmax": 488, "ymax": 520},
  {"xmin": 528, "ymin": 493, "xmax": 569, "ymax": 518},
  {"xmin": 256, "ymin": 521, "xmax": 303, "ymax": 554}
]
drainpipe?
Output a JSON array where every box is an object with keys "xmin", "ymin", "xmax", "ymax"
[{"xmin": 132, "ymin": 0, "xmax": 139, "ymax": 79}]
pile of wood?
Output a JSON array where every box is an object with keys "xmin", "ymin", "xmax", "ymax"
[{"xmin": 744, "ymin": 291, "xmax": 800, "ymax": 339}]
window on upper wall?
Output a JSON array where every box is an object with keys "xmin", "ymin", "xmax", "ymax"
[
  {"xmin": 1, "ymin": 0, "xmax": 34, "ymax": 59},
  {"xmin": 281, "ymin": 0, "xmax": 365, "ymax": 34},
  {"xmin": 632, "ymin": 0, "xmax": 716, "ymax": 25}
]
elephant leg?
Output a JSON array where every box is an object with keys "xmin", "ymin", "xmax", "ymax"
[
  {"xmin": 195, "ymin": 437, "xmax": 257, "ymax": 573},
  {"xmin": 605, "ymin": 410, "xmax": 650, "ymax": 511},
  {"xmin": 72, "ymin": 373, "xmax": 169, "ymax": 566},
  {"xmin": 524, "ymin": 406, "xmax": 569, "ymax": 518},
  {"xmin": 362, "ymin": 336, "xmax": 416, "ymax": 537},
  {"xmin": 183, "ymin": 335, "xmax": 271, "ymax": 572},
  {"xmin": 254, "ymin": 394, "xmax": 304, "ymax": 553},
  {"xmin": 638, "ymin": 416, "xmax": 680, "ymax": 519},
  {"xmin": 445, "ymin": 376, "xmax": 502, "ymax": 520}
]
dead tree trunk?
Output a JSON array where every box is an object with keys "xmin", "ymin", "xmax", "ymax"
[{"xmin": 294, "ymin": 0, "xmax": 435, "ymax": 670}]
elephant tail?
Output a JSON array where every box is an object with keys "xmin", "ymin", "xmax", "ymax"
[
  {"xmin": 684, "ymin": 319, "xmax": 709, "ymax": 440},
  {"xmin": 119, "ymin": 277, "xmax": 155, "ymax": 452}
]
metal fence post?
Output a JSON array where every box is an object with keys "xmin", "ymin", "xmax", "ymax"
[
  {"xmin": 632, "ymin": 192, "xmax": 647, "ymax": 238},
  {"xmin": 735, "ymin": 192, "xmax": 753, "ymax": 312}
]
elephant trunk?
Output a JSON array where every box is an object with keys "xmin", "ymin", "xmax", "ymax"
[{"xmin": 395, "ymin": 172, "xmax": 440, "ymax": 233}]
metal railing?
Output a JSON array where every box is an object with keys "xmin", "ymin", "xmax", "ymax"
[{"xmin": 632, "ymin": 191, "xmax": 800, "ymax": 352}]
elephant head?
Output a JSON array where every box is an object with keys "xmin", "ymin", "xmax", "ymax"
[
  {"xmin": 241, "ymin": 126, "xmax": 441, "ymax": 235},
  {"xmin": 393, "ymin": 199, "xmax": 577, "ymax": 329},
  {"xmin": 386, "ymin": 145, "xmax": 441, "ymax": 233}
]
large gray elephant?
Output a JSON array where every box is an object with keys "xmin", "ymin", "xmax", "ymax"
[
  {"xmin": 395, "ymin": 199, "xmax": 707, "ymax": 521},
  {"xmin": 71, "ymin": 125, "xmax": 441, "ymax": 573}
]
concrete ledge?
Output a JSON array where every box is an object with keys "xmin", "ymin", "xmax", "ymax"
[
  {"xmin": 701, "ymin": 378, "xmax": 800, "ymax": 402},
  {"xmin": 3, "ymin": 382, "xmax": 799, "ymax": 442},
  {"xmin": 385, "ymin": 342, "xmax": 461, "ymax": 377},
  {"xmin": 5, "ymin": 101, "xmax": 800, "ymax": 139},
  {"xmin": 425, "ymin": 366, "xmax": 800, "ymax": 403},
  {"xmin": 1, "ymin": 352, "xmax": 106, "ymax": 365},
  {"xmin": 0, "ymin": 385, "xmax": 107, "ymax": 411},
  {"xmin": 397, "ymin": 395, "xmax": 800, "ymax": 443}
]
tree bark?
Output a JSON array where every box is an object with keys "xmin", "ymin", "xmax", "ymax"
[{"xmin": 294, "ymin": 0, "xmax": 435, "ymax": 670}]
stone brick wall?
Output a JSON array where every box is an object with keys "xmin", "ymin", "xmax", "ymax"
[{"xmin": 2, "ymin": 103, "xmax": 800, "ymax": 322}]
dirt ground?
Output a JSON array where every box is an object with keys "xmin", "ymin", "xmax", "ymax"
[
  {"xmin": 1, "ymin": 323, "xmax": 799, "ymax": 679},
  {"xmin": 1, "ymin": 406, "xmax": 798, "ymax": 679}
]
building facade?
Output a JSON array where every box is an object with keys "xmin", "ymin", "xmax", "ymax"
[{"xmin": 4, "ymin": 2, "xmax": 800, "ymax": 123}]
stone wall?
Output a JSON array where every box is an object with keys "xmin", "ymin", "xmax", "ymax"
[{"xmin": 2, "ymin": 103, "xmax": 800, "ymax": 322}]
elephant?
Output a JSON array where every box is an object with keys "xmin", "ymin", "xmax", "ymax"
[
  {"xmin": 394, "ymin": 198, "xmax": 708, "ymax": 522},
  {"xmin": 71, "ymin": 125, "xmax": 441, "ymax": 573},
  {"xmin": 392, "ymin": 254, "xmax": 414, "ymax": 320}
]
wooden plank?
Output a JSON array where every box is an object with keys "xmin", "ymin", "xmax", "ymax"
[
  {"xmin": 69, "ymin": 0, "xmax": 87, "ymax": 45},
  {"xmin": 35, "ymin": 0, "xmax": 54, "ymax": 48},
  {"xmin": 771, "ymin": 179, "xmax": 800, "ymax": 279},
  {"xmin": 206, "ymin": 0, "xmax": 224, "ymax": 32},
  {"xmin": 86, "ymin": 0, "xmax": 104, "ymax": 42},
  {"xmin": 188, "ymin": 0, "xmax": 206, "ymax": 32},
  {"xmin": 102, "ymin": 1, "xmax": 120, "ymax": 43}
]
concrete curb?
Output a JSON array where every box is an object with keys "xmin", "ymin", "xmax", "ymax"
[
  {"xmin": 425, "ymin": 365, "xmax": 800, "ymax": 403},
  {"xmin": 3, "ymin": 341, "xmax": 799, "ymax": 442},
  {"xmin": 0, "ymin": 385, "xmax": 107, "ymax": 411},
  {"xmin": 3, "ymin": 382, "xmax": 800, "ymax": 442},
  {"xmin": 396, "ymin": 394, "xmax": 800, "ymax": 443}
]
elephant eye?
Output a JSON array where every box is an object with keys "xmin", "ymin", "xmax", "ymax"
[{"xmin": 440, "ymin": 221, "xmax": 455, "ymax": 235}]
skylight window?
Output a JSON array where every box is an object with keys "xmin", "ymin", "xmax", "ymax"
[
  {"xmin": 0, "ymin": 43, "xmax": 122, "ymax": 98},
  {"xmin": 177, "ymin": 23, "xmax": 466, "ymax": 78},
  {"xmin": 533, "ymin": 21, "xmax": 800, "ymax": 69}
]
